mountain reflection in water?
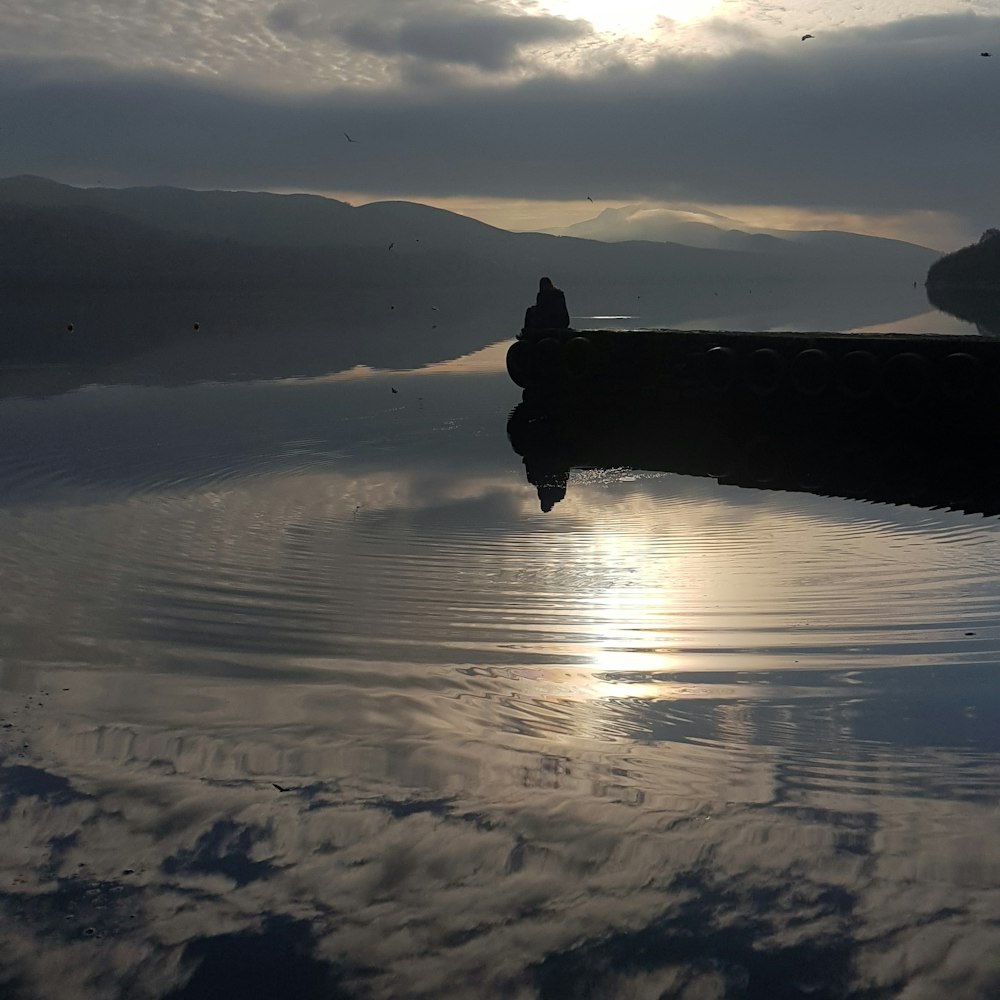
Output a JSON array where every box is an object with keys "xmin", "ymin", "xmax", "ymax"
[{"xmin": 0, "ymin": 344, "xmax": 998, "ymax": 999}]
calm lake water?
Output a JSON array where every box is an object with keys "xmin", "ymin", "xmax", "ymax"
[{"xmin": 0, "ymin": 295, "xmax": 998, "ymax": 999}]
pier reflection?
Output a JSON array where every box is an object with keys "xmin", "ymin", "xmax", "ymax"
[{"xmin": 508, "ymin": 392, "xmax": 1000, "ymax": 517}]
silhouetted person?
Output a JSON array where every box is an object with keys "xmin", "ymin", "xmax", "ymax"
[{"xmin": 523, "ymin": 276, "xmax": 570, "ymax": 331}]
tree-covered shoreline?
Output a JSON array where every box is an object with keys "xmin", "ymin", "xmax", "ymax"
[{"xmin": 926, "ymin": 230, "xmax": 1000, "ymax": 290}]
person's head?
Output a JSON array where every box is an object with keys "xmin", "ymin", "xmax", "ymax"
[
  {"xmin": 539, "ymin": 276, "xmax": 554, "ymax": 291},
  {"xmin": 537, "ymin": 484, "xmax": 566, "ymax": 512}
]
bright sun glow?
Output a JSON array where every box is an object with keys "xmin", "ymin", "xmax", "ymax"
[{"xmin": 542, "ymin": 0, "xmax": 719, "ymax": 37}]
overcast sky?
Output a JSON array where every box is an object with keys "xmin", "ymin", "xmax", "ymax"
[{"xmin": 1, "ymin": 1, "xmax": 998, "ymax": 246}]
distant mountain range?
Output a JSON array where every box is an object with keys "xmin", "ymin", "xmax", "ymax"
[
  {"xmin": 544, "ymin": 204, "xmax": 941, "ymax": 266},
  {"xmin": 0, "ymin": 175, "xmax": 939, "ymax": 293},
  {"xmin": 0, "ymin": 176, "xmax": 946, "ymax": 382}
]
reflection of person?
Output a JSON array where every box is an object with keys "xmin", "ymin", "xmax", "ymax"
[
  {"xmin": 524, "ymin": 457, "xmax": 569, "ymax": 513},
  {"xmin": 523, "ymin": 276, "xmax": 570, "ymax": 331}
]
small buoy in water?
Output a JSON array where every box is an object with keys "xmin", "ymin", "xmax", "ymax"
[
  {"xmin": 193, "ymin": 322, "xmax": 200, "ymax": 331},
  {"xmin": 66, "ymin": 323, "xmax": 74, "ymax": 332}
]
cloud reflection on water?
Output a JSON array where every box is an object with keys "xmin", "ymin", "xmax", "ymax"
[
  {"xmin": 0, "ymin": 366, "xmax": 998, "ymax": 997},
  {"xmin": 1, "ymin": 665, "xmax": 998, "ymax": 998}
]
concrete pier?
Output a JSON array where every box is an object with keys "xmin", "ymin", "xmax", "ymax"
[{"xmin": 507, "ymin": 327, "xmax": 999, "ymax": 417}]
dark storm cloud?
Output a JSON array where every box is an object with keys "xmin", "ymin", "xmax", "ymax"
[
  {"xmin": 267, "ymin": 1, "xmax": 591, "ymax": 71},
  {"xmin": 1, "ymin": 13, "xmax": 998, "ymax": 222}
]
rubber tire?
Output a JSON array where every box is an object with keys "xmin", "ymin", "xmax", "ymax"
[
  {"xmin": 746, "ymin": 348, "xmax": 786, "ymax": 396},
  {"xmin": 506, "ymin": 339, "xmax": 538, "ymax": 388},
  {"xmin": 791, "ymin": 348, "xmax": 831, "ymax": 396},
  {"xmin": 941, "ymin": 352, "xmax": 984, "ymax": 401},
  {"xmin": 884, "ymin": 352, "xmax": 931, "ymax": 407},
  {"xmin": 837, "ymin": 350, "xmax": 880, "ymax": 399},
  {"xmin": 563, "ymin": 336, "xmax": 596, "ymax": 382},
  {"xmin": 704, "ymin": 346, "xmax": 739, "ymax": 394}
]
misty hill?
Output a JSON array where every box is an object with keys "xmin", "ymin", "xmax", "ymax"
[
  {"xmin": 548, "ymin": 205, "xmax": 784, "ymax": 251},
  {"xmin": 0, "ymin": 174, "xmax": 360, "ymax": 248},
  {"xmin": 545, "ymin": 204, "xmax": 940, "ymax": 274},
  {"xmin": 0, "ymin": 174, "xmax": 523, "ymax": 256}
]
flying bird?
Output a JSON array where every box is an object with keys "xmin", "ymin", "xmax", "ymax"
[
  {"xmin": 391, "ymin": 387, "xmax": 398, "ymax": 394},
  {"xmin": 388, "ymin": 242, "xmax": 394, "ymax": 250},
  {"xmin": 587, "ymin": 196, "xmax": 594, "ymax": 203},
  {"xmin": 344, "ymin": 132, "xmax": 359, "ymax": 143},
  {"xmin": 801, "ymin": 34, "xmax": 814, "ymax": 41}
]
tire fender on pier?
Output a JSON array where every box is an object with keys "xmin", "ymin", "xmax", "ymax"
[
  {"xmin": 506, "ymin": 339, "xmax": 538, "ymax": 388},
  {"xmin": 794, "ymin": 440, "xmax": 828, "ymax": 491},
  {"xmin": 884, "ymin": 352, "xmax": 931, "ymax": 407},
  {"xmin": 742, "ymin": 434, "xmax": 781, "ymax": 484},
  {"xmin": 563, "ymin": 336, "xmax": 596, "ymax": 381},
  {"xmin": 703, "ymin": 346, "xmax": 739, "ymax": 393},
  {"xmin": 940, "ymin": 352, "xmax": 984, "ymax": 401},
  {"xmin": 535, "ymin": 336, "xmax": 563, "ymax": 369},
  {"xmin": 791, "ymin": 348, "xmax": 831, "ymax": 396},
  {"xmin": 745, "ymin": 348, "xmax": 787, "ymax": 396},
  {"xmin": 837, "ymin": 350, "xmax": 880, "ymax": 399}
]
